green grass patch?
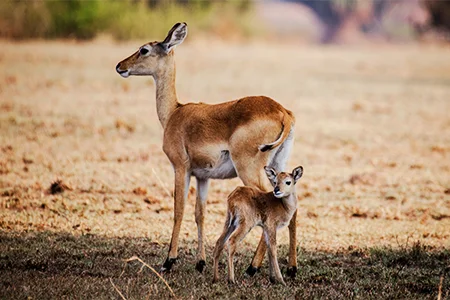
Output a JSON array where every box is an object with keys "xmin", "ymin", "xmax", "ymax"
[
  {"xmin": 0, "ymin": 231, "xmax": 448, "ymax": 299},
  {"xmin": 0, "ymin": 0, "xmax": 255, "ymax": 40}
]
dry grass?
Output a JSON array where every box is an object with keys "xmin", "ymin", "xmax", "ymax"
[{"xmin": 0, "ymin": 38, "xmax": 449, "ymax": 298}]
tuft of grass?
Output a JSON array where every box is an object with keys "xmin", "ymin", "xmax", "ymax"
[{"xmin": 123, "ymin": 256, "xmax": 178, "ymax": 298}]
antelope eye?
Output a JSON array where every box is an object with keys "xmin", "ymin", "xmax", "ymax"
[
  {"xmin": 286, "ymin": 181, "xmax": 291, "ymax": 186},
  {"xmin": 140, "ymin": 47, "xmax": 149, "ymax": 55}
]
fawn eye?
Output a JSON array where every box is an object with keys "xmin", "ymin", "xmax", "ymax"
[
  {"xmin": 139, "ymin": 47, "xmax": 149, "ymax": 55},
  {"xmin": 286, "ymin": 181, "xmax": 291, "ymax": 186}
]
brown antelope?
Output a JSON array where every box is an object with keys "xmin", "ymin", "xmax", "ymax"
[
  {"xmin": 116, "ymin": 22, "xmax": 298, "ymax": 276},
  {"xmin": 213, "ymin": 166, "xmax": 303, "ymax": 285}
]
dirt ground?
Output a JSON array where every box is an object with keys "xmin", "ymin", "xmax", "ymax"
[{"xmin": 1, "ymin": 38, "xmax": 449, "ymax": 298}]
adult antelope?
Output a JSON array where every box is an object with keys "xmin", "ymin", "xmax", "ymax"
[{"xmin": 116, "ymin": 23, "xmax": 298, "ymax": 276}]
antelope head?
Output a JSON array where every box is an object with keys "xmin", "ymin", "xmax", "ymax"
[
  {"xmin": 264, "ymin": 166, "xmax": 303, "ymax": 198},
  {"xmin": 115, "ymin": 22, "xmax": 187, "ymax": 78}
]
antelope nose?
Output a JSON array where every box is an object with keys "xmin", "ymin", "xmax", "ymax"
[
  {"xmin": 274, "ymin": 187, "xmax": 280, "ymax": 193},
  {"xmin": 116, "ymin": 63, "xmax": 121, "ymax": 71}
]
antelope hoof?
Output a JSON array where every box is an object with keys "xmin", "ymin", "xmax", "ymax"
[
  {"xmin": 160, "ymin": 257, "xmax": 177, "ymax": 273},
  {"xmin": 228, "ymin": 278, "xmax": 236, "ymax": 285},
  {"xmin": 195, "ymin": 260, "xmax": 206, "ymax": 273},
  {"xmin": 286, "ymin": 266, "xmax": 298, "ymax": 278},
  {"xmin": 245, "ymin": 265, "xmax": 259, "ymax": 277}
]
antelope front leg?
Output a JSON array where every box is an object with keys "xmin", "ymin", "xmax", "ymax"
[
  {"xmin": 265, "ymin": 228, "xmax": 285, "ymax": 285},
  {"xmin": 161, "ymin": 169, "xmax": 190, "ymax": 272},
  {"xmin": 195, "ymin": 178, "xmax": 209, "ymax": 273},
  {"xmin": 286, "ymin": 210, "xmax": 298, "ymax": 278}
]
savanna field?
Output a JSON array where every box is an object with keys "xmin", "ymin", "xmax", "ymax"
[{"xmin": 1, "ymin": 39, "xmax": 449, "ymax": 299}]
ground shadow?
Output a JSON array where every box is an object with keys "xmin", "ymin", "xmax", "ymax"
[{"xmin": 0, "ymin": 231, "xmax": 448, "ymax": 299}]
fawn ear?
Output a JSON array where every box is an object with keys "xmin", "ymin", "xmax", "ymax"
[
  {"xmin": 160, "ymin": 22, "xmax": 187, "ymax": 53},
  {"xmin": 292, "ymin": 166, "xmax": 303, "ymax": 183},
  {"xmin": 264, "ymin": 166, "xmax": 277, "ymax": 186}
]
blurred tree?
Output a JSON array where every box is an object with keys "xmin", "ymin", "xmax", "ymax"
[
  {"xmin": 0, "ymin": 1, "xmax": 51, "ymax": 39},
  {"xmin": 303, "ymin": 0, "xmax": 343, "ymax": 43},
  {"xmin": 422, "ymin": 0, "xmax": 450, "ymax": 34},
  {"xmin": 284, "ymin": 0, "xmax": 434, "ymax": 43},
  {"xmin": 0, "ymin": 0, "xmax": 254, "ymax": 40},
  {"xmin": 145, "ymin": 0, "xmax": 248, "ymax": 11},
  {"xmin": 46, "ymin": 0, "xmax": 101, "ymax": 39},
  {"xmin": 285, "ymin": 0, "xmax": 361, "ymax": 43}
]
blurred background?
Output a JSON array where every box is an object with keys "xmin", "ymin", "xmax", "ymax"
[
  {"xmin": 1, "ymin": 2, "xmax": 449, "ymax": 298},
  {"xmin": 1, "ymin": 0, "xmax": 449, "ymax": 43}
]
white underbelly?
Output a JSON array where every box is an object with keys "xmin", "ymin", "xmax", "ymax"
[{"xmin": 192, "ymin": 151, "xmax": 237, "ymax": 180}]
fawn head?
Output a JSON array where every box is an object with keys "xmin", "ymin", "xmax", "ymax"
[
  {"xmin": 116, "ymin": 22, "xmax": 187, "ymax": 78},
  {"xmin": 264, "ymin": 166, "xmax": 303, "ymax": 198}
]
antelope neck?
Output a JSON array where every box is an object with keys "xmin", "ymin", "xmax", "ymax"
[
  {"xmin": 154, "ymin": 61, "xmax": 180, "ymax": 129},
  {"xmin": 280, "ymin": 193, "xmax": 297, "ymax": 213}
]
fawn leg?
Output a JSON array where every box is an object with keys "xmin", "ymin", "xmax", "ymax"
[
  {"xmin": 286, "ymin": 210, "xmax": 298, "ymax": 278},
  {"xmin": 212, "ymin": 214, "xmax": 237, "ymax": 283},
  {"xmin": 264, "ymin": 228, "xmax": 285, "ymax": 285},
  {"xmin": 227, "ymin": 222, "xmax": 249, "ymax": 284}
]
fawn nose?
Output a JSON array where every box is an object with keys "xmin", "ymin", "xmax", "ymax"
[
  {"xmin": 116, "ymin": 63, "xmax": 121, "ymax": 71},
  {"xmin": 274, "ymin": 187, "xmax": 280, "ymax": 194}
]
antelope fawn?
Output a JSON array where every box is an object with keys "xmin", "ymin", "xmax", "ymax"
[
  {"xmin": 213, "ymin": 166, "xmax": 303, "ymax": 285},
  {"xmin": 116, "ymin": 23, "xmax": 298, "ymax": 275}
]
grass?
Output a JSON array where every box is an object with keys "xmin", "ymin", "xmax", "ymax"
[
  {"xmin": 0, "ymin": 38, "xmax": 449, "ymax": 298},
  {"xmin": 0, "ymin": 1, "xmax": 256, "ymax": 40},
  {"xmin": 0, "ymin": 231, "xmax": 448, "ymax": 299}
]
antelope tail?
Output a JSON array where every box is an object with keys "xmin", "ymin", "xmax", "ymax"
[{"xmin": 258, "ymin": 116, "xmax": 293, "ymax": 152}]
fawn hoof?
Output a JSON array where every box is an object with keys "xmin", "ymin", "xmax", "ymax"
[
  {"xmin": 228, "ymin": 278, "xmax": 236, "ymax": 285},
  {"xmin": 245, "ymin": 265, "xmax": 259, "ymax": 277},
  {"xmin": 160, "ymin": 257, "xmax": 177, "ymax": 273},
  {"xmin": 269, "ymin": 276, "xmax": 286, "ymax": 285},
  {"xmin": 286, "ymin": 266, "xmax": 298, "ymax": 278},
  {"xmin": 195, "ymin": 260, "xmax": 206, "ymax": 273}
]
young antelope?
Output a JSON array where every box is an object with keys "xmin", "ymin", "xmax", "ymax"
[{"xmin": 212, "ymin": 165, "xmax": 303, "ymax": 285}]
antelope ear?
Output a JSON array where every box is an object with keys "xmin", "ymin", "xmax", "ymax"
[
  {"xmin": 264, "ymin": 166, "xmax": 277, "ymax": 186},
  {"xmin": 160, "ymin": 22, "xmax": 188, "ymax": 53},
  {"xmin": 292, "ymin": 166, "xmax": 303, "ymax": 183}
]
